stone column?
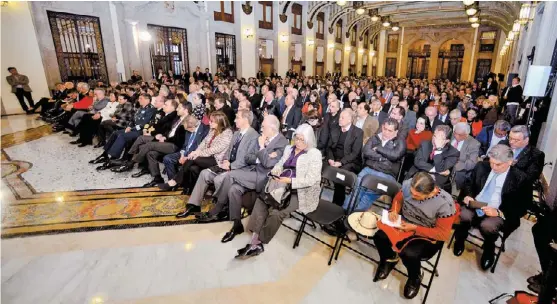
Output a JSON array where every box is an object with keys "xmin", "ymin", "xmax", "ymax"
[
  {"xmin": 277, "ymin": 14, "xmax": 290, "ymax": 77},
  {"xmin": 377, "ymin": 29, "xmax": 387, "ymax": 76},
  {"xmin": 343, "ymin": 38, "xmax": 351, "ymax": 76},
  {"xmin": 357, "ymin": 39, "xmax": 364, "ymax": 75},
  {"xmin": 239, "ymin": 7, "xmax": 257, "ymax": 79},
  {"xmin": 305, "ymin": 24, "xmax": 316, "ymax": 76},
  {"xmin": 428, "ymin": 44, "xmax": 439, "ymax": 80},
  {"xmin": 109, "ymin": 1, "xmax": 126, "ymax": 81}
]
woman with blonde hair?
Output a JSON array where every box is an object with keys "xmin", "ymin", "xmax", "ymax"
[{"xmin": 159, "ymin": 111, "xmax": 232, "ymax": 193}]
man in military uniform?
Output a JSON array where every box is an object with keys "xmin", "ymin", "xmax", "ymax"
[{"xmin": 89, "ymin": 93, "xmax": 156, "ymax": 170}]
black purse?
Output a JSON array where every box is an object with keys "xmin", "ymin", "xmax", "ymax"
[{"xmin": 261, "ymin": 169, "xmax": 294, "ymax": 210}]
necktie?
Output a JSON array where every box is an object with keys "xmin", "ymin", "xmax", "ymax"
[
  {"xmin": 479, "ymin": 173, "xmax": 499, "ymax": 207},
  {"xmin": 453, "ymin": 140, "xmax": 459, "ymax": 149},
  {"xmin": 186, "ymin": 131, "xmax": 197, "ymax": 152}
]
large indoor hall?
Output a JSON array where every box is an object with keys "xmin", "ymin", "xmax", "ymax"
[{"xmin": 1, "ymin": 1, "xmax": 556, "ymax": 303}]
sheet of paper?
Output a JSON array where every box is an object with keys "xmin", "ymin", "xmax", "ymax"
[{"xmin": 381, "ymin": 209, "xmax": 402, "ymax": 228}]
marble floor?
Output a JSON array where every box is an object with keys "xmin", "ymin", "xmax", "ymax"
[{"xmin": 0, "ymin": 115, "xmax": 543, "ymax": 304}]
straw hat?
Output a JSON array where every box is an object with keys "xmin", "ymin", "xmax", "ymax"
[{"xmin": 347, "ymin": 211, "xmax": 379, "ymax": 237}]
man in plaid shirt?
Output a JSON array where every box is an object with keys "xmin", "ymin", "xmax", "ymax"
[{"xmin": 96, "ymin": 94, "xmax": 135, "ymax": 148}]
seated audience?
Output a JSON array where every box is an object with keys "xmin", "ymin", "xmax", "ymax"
[
  {"xmin": 399, "ymin": 99, "xmax": 416, "ymax": 131},
  {"xmin": 451, "ymin": 122, "xmax": 480, "ymax": 189},
  {"xmin": 454, "ymin": 144, "xmax": 530, "ymax": 270},
  {"xmin": 35, "ymin": 82, "xmax": 67, "ymax": 117},
  {"xmin": 214, "ymin": 96, "xmax": 235, "ymax": 127},
  {"xmin": 96, "ymin": 94, "xmax": 135, "ymax": 148},
  {"xmin": 382, "ymin": 95, "xmax": 400, "ymax": 114},
  {"xmin": 387, "ymin": 106, "xmax": 409, "ymax": 139},
  {"xmin": 373, "ymin": 172, "xmax": 456, "ymax": 299},
  {"xmin": 354, "ymin": 102, "xmax": 378, "ymax": 144},
  {"xmin": 72, "ymin": 91, "xmax": 119, "ymax": 147},
  {"xmin": 480, "ymin": 95, "xmax": 499, "ymax": 127},
  {"xmin": 437, "ymin": 104, "xmax": 450, "ymax": 125},
  {"xmin": 162, "ymin": 115, "xmax": 209, "ymax": 180},
  {"xmin": 301, "ymin": 91, "xmax": 323, "ymax": 116},
  {"xmin": 234, "ymin": 124, "xmax": 322, "ymax": 259},
  {"xmin": 370, "ymin": 99, "xmax": 388, "ymax": 126},
  {"xmin": 448, "ymin": 108, "xmax": 466, "ymax": 128},
  {"xmin": 406, "ymin": 117, "xmax": 432, "ymax": 151},
  {"xmin": 67, "ymin": 88, "xmax": 110, "ymax": 134},
  {"xmin": 424, "ymin": 106, "xmax": 443, "ymax": 132},
  {"xmin": 465, "ymin": 108, "xmax": 482, "ymax": 137},
  {"xmin": 319, "ymin": 97, "xmax": 341, "ymax": 151},
  {"xmin": 476, "ymin": 119, "xmax": 511, "ymax": 157},
  {"xmin": 174, "ymin": 109, "xmax": 259, "ymax": 218},
  {"xmin": 325, "ymin": 109, "xmax": 364, "ymax": 206},
  {"xmin": 158, "ymin": 111, "xmax": 233, "ymax": 194},
  {"xmin": 406, "ymin": 125, "xmax": 460, "ymax": 192}
]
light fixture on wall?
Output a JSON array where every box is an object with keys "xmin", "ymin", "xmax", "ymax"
[
  {"xmin": 468, "ymin": 10, "xmax": 480, "ymax": 23},
  {"xmin": 0, "ymin": 1, "xmax": 8, "ymax": 7},
  {"xmin": 465, "ymin": 3, "xmax": 478, "ymax": 16},
  {"xmin": 519, "ymin": 3, "xmax": 535, "ymax": 25},
  {"xmin": 358, "ymin": 48, "xmax": 364, "ymax": 54},
  {"xmin": 138, "ymin": 31, "xmax": 152, "ymax": 41},
  {"xmin": 280, "ymin": 34, "xmax": 289, "ymax": 43},
  {"xmin": 512, "ymin": 20, "xmax": 521, "ymax": 33},
  {"xmin": 307, "ymin": 39, "xmax": 315, "ymax": 46},
  {"xmin": 504, "ymin": 40, "xmax": 511, "ymax": 46},
  {"xmin": 471, "ymin": 18, "xmax": 480, "ymax": 28},
  {"xmin": 381, "ymin": 16, "xmax": 391, "ymax": 27},
  {"xmin": 353, "ymin": 1, "xmax": 366, "ymax": 15},
  {"xmin": 328, "ymin": 43, "xmax": 335, "ymax": 49},
  {"xmin": 391, "ymin": 22, "xmax": 400, "ymax": 31},
  {"xmin": 369, "ymin": 9, "xmax": 380, "ymax": 22},
  {"xmin": 345, "ymin": 46, "xmax": 351, "ymax": 51},
  {"xmin": 244, "ymin": 28, "xmax": 254, "ymax": 39},
  {"xmin": 462, "ymin": 0, "xmax": 475, "ymax": 5},
  {"xmin": 371, "ymin": 50, "xmax": 376, "ymax": 56},
  {"xmin": 336, "ymin": 0, "xmax": 347, "ymax": 6}
]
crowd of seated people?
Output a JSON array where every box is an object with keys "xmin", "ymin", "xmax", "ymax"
[{"xmin": 33, "ymin": 70, "xmax": 552, "ymax": 300}]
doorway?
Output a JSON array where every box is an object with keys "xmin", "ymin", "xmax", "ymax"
[
  {"xmin": 215, "ymin": 33, "xmax": 237, "ymax": 78},
  {"xmin": 475, "ymin": 59, "xmax": 492, "ymax": 82}
]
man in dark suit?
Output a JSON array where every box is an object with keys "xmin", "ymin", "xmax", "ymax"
[
  {"xmin": 318, "ymin": 97, "xmax": 341, "ymax": 151},
  {"xmin": 325, "ymin": 109, "xmax": 363, "ymax": 206},
  {"xmin": 256, "ymin": 69, "xmax": 265, "ymax": 79},
  {"xmin": 192, "ymin": 66, "xmax": 205, "ymax": 82},
  {"xmin": 476, "ymin": 120, "xmax": 511, "ymax": 157},
  {"xmin": 204, "ymin": 68, "xmax": 213, "ymax": 82},
  {"xmin": 176, "ymin": 109, "xmax": 260, "ymax": 219},
  {"xmin": 280, "ymin": 95, "xmax": 302, "ymax": 140},
  {"xmin": 438, "ymin": 104, "xmax": 450, "ymax": 125},
  {"xmin": 424, "ymin": 106, "xmax": 444, "ymax": 132},
  {"xmin": 415, "ymin": 92, "xmax": 429, "ymax": 117},
  {"xmin": 454, "ymin": 144, "xmax": 530, "ymax": 270},
  {"xmin": 501, "ymin": 76, "xmax": 523, "ymax": 124},
  {"xmin": 482, "ymin": 76, "xmax": 498, "ymax": 97},
  {"xmin": 338, "ymin": 87, "xmax": 350, "ymax": 109},
  {"xmin": 406, "ymin": 125, "xmax": 460, "ymax": 191},
  {"xmin": 162, "ymin": 115, "xmax": 209, "ymax": 180},
  {"xmin": 205, "ymin": 115, "xmax": 289, "ymax": 242},
  {"xmin": 215, "ymin": 96, "xmax": 235, "ymax": 127},
  {"xmin": 402, "ymin": 88, "xmax": 414, "ymax": 106},
  {"xmin": 247, "ymin": 84, "xmax": 262, "ymax": 110},
  {"xmin": 370, "ymin": 99, "xmax": 388, "ymax": 126}
]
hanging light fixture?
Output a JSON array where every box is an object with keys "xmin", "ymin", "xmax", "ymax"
[
  {"xmin": 391, "ymin": 22, "xmax": 400, "ymax": 31},
  {"xmin": 468, "ymin": 10, "xmax": 480, "ymax": 23},
  {"xmin": 337, "ymin": 0, "xmax": 347, "ymax": 6},
  {"xmin": 463, "ymin": 0, "xmax": 475, "ymax": 5},
  {"xmin": 512, "ymin": 20, "xmax": 521, "ymax": 33},
  {"xmin": 353, "ymin": 1, "xmax": 366, "ymax": 15},
  {"xmin": 471, "ymin": 18, "xmax": 480, "ymax": 28},
  {"xmin": 465, "ymin": 3, "xmax": 478, "ymax": 16},
  {"xmin": 519, "ymin": 3, "xmax": 531, "ymax": 24},
  {"xmin": 382, "ymin": 16, "xmax": 391, "ymax": 27},
  {"xmin": 369, "ymin": 9, "xmax": 380, "ymax": 22}
]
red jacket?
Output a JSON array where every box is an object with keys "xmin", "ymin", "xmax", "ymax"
[{"xmin": 73, "ymin": 96, "xmax": 94, "ymax": 110}]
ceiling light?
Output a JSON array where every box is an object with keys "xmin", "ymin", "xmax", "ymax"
[
  {"xmin": 465, "ymin": 4, "xmax": 478, "ymax": 16},
  {"xmin": 391, "ymin": 22, "xmax": 400, "ymax": 31},
  {"xmin": 463, "ymin": 0, "xmax": 475, "ymax": 5},
  {"xmin": 337, "ymin": 0, "xmax": 346, "ymax": 6},
  {"xmin": 519, "ymin": 3, "xmax": 531, "ymax": 24},
  {"xmin": 512, "ymin": 20, "xmax": 521, "ymax": 33},
  {"xmin": 468, "ymin": 10, "xmax": 480, "ymax": 23},
  {"xmin": 382, "ymin": 16, "xmax": 391, "ymax": 27},
  {"xmin": 353, "ymin": 1, "xmax": 365, "ymax": 15},
  {"xmin": 356, "ymin": 8, "xmax": 366, "ymax": 15},
  {"xmin": 369, "ymin": 9, "xmax": 380, "ymax": 22},
  {"xmin": 471, "ymin": 22, "xmax": 480, "ymax": 28}
]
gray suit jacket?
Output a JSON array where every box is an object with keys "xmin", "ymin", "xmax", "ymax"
[
  {"xmin": 6, "ymin": 74, "xmax": 32, "ymax": 93},
  {"xmin": 454, "ymin": 136, "xmax": 480, "ymax": 172},
  {"xmin": 92, "ymin": 97, "xmax": 110, "ymax": 114},
  {"xmin": 223, "ymin": 127, "xmax": 259, "ymax": 170},
  {"xmin": 245, "ymin": 133, "xmax": 289, "ymax": 192},
  {"xmin": 403, "ymin": 110, "xmax": 417, "ymax": 130}
]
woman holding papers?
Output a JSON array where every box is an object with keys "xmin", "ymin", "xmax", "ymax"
[{"xmin": 373, "ymin": 172, "xmax": 457, "ymax": 299}]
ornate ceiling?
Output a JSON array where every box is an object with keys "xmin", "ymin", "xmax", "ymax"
[{"xmin": 282, "ymin": 1, "xmax": 521, "ymax": 38}]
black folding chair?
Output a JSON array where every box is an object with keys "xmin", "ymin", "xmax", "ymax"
[
  {"xmin": 290, "ymin": 166, "xmax": 357, "ymax": 265},
  {"xmin": 447, "ymin": 223, "xmax": 516, "ymax": 273}
]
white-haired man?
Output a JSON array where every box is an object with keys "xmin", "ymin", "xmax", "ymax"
[{"xmin": 451, "ymin": 122, "xmax": 480, "ymax": 189}]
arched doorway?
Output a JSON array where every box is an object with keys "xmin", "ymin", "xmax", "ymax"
[
  {"xmin": 437, "ymin": 39, "xmax": 465, "ymax": 81},
  {"xmin": 406, "ymin": 39, "xmax": 430, "ymax": 79}
]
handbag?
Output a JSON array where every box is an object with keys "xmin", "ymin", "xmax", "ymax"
[
  {"xmin": 489, "ymin": 290, "xmax": 555, "ymax": 304},
  {"xmin": 261, "ymin": 169, "xmax": 293, "ymax": 210}
]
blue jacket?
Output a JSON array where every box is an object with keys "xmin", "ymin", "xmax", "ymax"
[
  {"xmin": 129, "ymin": 104, "xmax": 156, "ymax": 131},
  {"xmin": 179, "ymin": 124, "xmax": 209, "ymax": 156}
]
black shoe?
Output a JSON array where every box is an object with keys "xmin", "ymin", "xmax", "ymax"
[
  {"xmin": 373, "ymin": 259, "xmax": 398, "ymax": 282},
  {"xmin": 69, "ymin": 140, "xmax": 81, "ymax": 145},
  {"xmin": 453, "ymin": 240, "xmax": 465, "ymax": 257},
  {"xmin": 77, "ymin": 142, "xmax": 90, "ymax": 148},
  {"xmin": 403, "ymin": 272, "xmax": 424, "ymax": 299},
  {"xmin": 62, "ymin": 130, "xmax": 71, "ymax": 134},
  {"xmin": 143, "ymin": 179, "xmax": 163, "ymax": 188},
  {"xmin": 527, "ymin": 273, "xmax": 544, "ymax": 285},
  {"xmin": 175, "ymin": 204, "xmax": 200, "ymax": 218},
  {"xmin": 527, "ymin": 282, "xmax": 541, "ymax": 294},
  {"xmin": 158, "ymin": 182, "xmax": 178, "ymax": 191},
  {"xmin": 111, "ymin": 162, "xmax": 134, "ymax": 173},
  {"xmin": 89, "ymin": 154, "xmax": 108, "ymax": 164},
  {"xmin": 181, "ymin": 188, "xmax": 192, "ymax": 195},
  {"xmin": 237, "ymin": 244, "xmax": 251, "ymax": 255},
  {"xmin": 69, "ymin": 131, "xmax": 78, "ymax": 137},
  {"xmin": 480, "ymin": 250, "xmax": 495, "ymax": 270},
  {"xmin": 221, "ymin": 224, "xmax": 244, "ymax": 243},
  {"xmin": 235, "ymin": 244, "xmax": 264, "ymax": 259},
  {"xmin": 94, "ymin": 141, "xmax": 105, "ymax": 148},
  {"xmin": 132, "ymin": 169, "xmax": 150, "ymax": 178},
  {"xmin": 96, "ymin": 162, "xmax": 114, "ymax": 171}
]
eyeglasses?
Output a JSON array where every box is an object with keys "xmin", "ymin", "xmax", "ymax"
[{"xmin": 294, "ymin": 137, "xmax": 305, "ymax": 142}]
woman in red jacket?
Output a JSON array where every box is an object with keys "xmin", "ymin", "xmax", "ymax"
[
  {"xmin": 466, "ymin": 108, "xmax": 483, "ymax": 137},
  {"xmin": 372, "ymin": 172, "xmax": 457, "ymax": 299},
  {"xmin": 406, "ymin": 117, "xmax": 432, "ymax": 151}
]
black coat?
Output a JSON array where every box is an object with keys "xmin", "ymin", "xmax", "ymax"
[
  {"xmin": 459, "ymin": 161, "xmax": 530, "ymax": 228},
  {"xmin": 152, "ymin": 111, "xmax": 178, "ymax": 137},
  {"xmin": 166, "ymin": 124, "xmax": 187, "ymax": 147},
  {"xmin": 501, "ymin": 85, "xmax": 523, "ymax": 107},
  {"xmin": 180, "ymin": 124, "xmax": 210, "ymax": 155},
  {"xmin": 406, "ymin": 141, "xmax": 460, "ymax": 189},
  {"xmin": 415, "ymin": 99, "xmax": 429, "ymax": 117},
  {"xmin": 326, "ymin": 126, "xmax": 363, "ymax": 172},
  {"xmin": 220, "ymin": 105, "xmax": 235, "ymax": 126},
  {"xmin": 281, "ymin": 106, "xmax": 302, "ymax": 139},
  {"xmin": 249, "ymin": 93, "xmax": 263, "ymax": 110},
  {"xmin": 363, "ymin": 134, "xmax": 406, "ymax": 178},
  {"xmin": 318, "ymin": 112, "xmax": 340, "ymax": 152}
]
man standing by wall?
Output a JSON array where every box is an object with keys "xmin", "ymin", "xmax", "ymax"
[{"xmin": 6, "ymin": 67, "xmax": 35, "ymax": 113}]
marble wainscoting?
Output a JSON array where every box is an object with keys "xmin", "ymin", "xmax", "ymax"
[{"xmin": 1, "ymin": 216, "xmax": 541, "ymax": 304}]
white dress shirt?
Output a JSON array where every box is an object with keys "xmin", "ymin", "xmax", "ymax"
[
  {"xmin": 475, "ymin": 168, "xmax": 509, "ymax": 209},
  {"xmin": 355, "ymin": 116, "xmax": 366, "ymax": 129},
  {"xmin": 99, "ymin": 101, "xmax": 119, "ymax": 121}
]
